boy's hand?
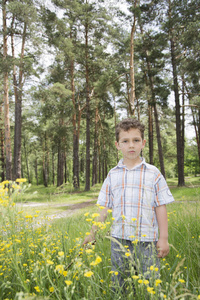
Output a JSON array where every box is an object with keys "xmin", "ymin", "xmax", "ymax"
[
  {"xmin": 82, "ymin": 234, "xmax": 95, "ymax": 246},
  {"xmin": 156, "ymin": 238, "xmax": 169, "ymax": 258}
]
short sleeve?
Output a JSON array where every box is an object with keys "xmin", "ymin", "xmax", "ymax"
[
  {"xmin": 97, "ymin": 173, "xmax": 113, "ymax": 208},
  {"xmin": 154, "ymin": 173, "xmax": 175, "ymax": 207}
]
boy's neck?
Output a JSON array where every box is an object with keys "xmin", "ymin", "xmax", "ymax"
[{"xmin": 123, "ymin": 157, "xmax": 142, "ymax": 169}]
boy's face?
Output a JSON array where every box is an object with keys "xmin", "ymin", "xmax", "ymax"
[{"xmin": 115, "ymin": 128, "xmax": 146, "ymax": 166}]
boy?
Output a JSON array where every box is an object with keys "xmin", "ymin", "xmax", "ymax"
[{"xmin": 83, "ymin": 118, "xmax": 174, "ymax": 290}]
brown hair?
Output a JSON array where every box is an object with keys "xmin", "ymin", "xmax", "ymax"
[{"xmin": 115, "ymin": 118, "xmax": 145, "ymax": 142}]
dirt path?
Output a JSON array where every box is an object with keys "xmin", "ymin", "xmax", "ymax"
[{"xmin": 16, "ymin": 199, "xmax": 96, "ymax": 224}]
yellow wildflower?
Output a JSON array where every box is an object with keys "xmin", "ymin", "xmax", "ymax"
[
  {"xmin": 178, "ymin": 279, "xmax": 185, "ymax": 283},
  {"xmin": 132, "ymin": 275, "xmax": 139, "ymax": 279},
  {"xmin": 49, "ymin": 287, "xmax": 54, "ymax": 292},
  {"xmin": 91, "ymin": 213, "xmax": 100, "ymax": 218},
  {"xmin": 84, "ymin": 271, "xmax": 94, "ymax": 278},
  {"xmin": 65, "ymin": 280, "xmax": 73, "ymax": 286},
  {"xmin": 155, "ymin": 279, "xmax": 162, "ymax": 286}
]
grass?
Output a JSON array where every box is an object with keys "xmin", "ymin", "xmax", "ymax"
[{"xmin": 0, "ymin": 178, "xmax": 200, "ymax": 299}]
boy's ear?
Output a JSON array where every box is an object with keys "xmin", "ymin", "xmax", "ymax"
[
  {"xmin": 115, "ymin": 141, "xmax": 120, "ymax": 150},
  {"xmin": 142, "ymin": 139, "xmax": 146, "ymax": 149}
]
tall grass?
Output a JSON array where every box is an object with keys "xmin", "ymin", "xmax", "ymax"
[{"xmin": 0, "ymin": 180, "xmax": 200, "ymax": 299}]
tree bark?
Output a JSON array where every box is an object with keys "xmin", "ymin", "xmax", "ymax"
[
  {"xmin": 23, "ymin": 138, "xmax": 30, "ymax": 183},
  {"xmin": 0, "ymin": 104, "xmax": 5, "ymax": 181},
  {"xmin": 168, "ymin": 0, "xmax": 185, "ymax": 186},
  {"xmin": 43, "ymin": 132, "xmax": 48, "ymax": 187},
  {"xmin": 85, "ymin": 14, "xmax": 91, "ymax": 191},
  {"xmin": 129, "ymin": 0, "xmax": 139, "ymax": 116},
  {"xmin": 2, "ymin": 0, "xmax": 12, "ymax": 180},
  {"xmin": 92, "ymin": 107, "xmax": 98, "ymax": 186},
  {"xmin": 12, "ymin": 20, "xmax": 27, "ymax": 180}
]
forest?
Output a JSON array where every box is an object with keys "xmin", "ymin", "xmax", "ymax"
[{"xmin": 0, "ymin": 0, "xmax": 200, "ymax": 190}]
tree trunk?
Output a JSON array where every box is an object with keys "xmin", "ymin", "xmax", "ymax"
[
  {"xmin": 0, "ymin": 104, "xmax": 5, "ymax": 181},
  {"xmin": 129, "ymin": 0, "xmax": 139, "ymax": 116},
  {"xmin": 92, "ymin": 107, "xmax": 98, "ymax": 186},
  {"xmin": 142, "ymin": 37, "xmax": 165, "ymax": 176},
  {"xmin": 85, "ymin": 16, "xmax": 91, "ymax": 191},
  {"xmin": 2, "ymin": 0, "xmax": 12, "ymax": 180},
  {"xmin": 57, "ymin": 142, "xmax": 65, "ymax": 187},
  {"xmin": 35, "ymin": 154, "xmax": 38, "ymax": 186},
  {"xmin": 43, "ymin": 132, "xmax": 48, "ymax": 187},
  {"xmin": 23, "ymin": 138, "xmax": 30, "ymax": 183},
  {"xmin": 52, "ymin": 149, "xmax": 55, "ymax": 185},
  {"xmin": 168, "ymin": 0, "xmax": 185, "ymax": 186},
  {"xmin": 148, "ymin": 102, "xmax": 154, "ymax": 165},
  {"xmin": 153, "ymin": 104, "xmax": 166, "ymax": 178},
  {"xmin": 12, "ymin": 20, "xmax": 27, "ymax": 180}
]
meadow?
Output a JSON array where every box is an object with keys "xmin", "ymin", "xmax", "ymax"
[{"xmin": 0, "ymin": 178, "xmax": 200, "ymax": 300}]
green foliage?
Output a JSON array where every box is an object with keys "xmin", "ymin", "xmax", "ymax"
[{"xmin": 0, "ymin": 181, "xmax": 199, "ymax": 299}]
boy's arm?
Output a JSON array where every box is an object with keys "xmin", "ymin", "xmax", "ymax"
[
  {"xmin": 82, "ymin": 207, "xmax": 109, "ymax": 245},
  {"xmin": 155, "ymin": 204, "xmax": 169, "ymax": 258}
]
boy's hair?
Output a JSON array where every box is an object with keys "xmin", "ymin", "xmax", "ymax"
[{"xmin": 115, "ymin": 118, "xmax": 145, "ymax": 142}]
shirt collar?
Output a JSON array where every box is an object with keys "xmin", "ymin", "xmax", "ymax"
[{"xmin": 117, "ymin": 157, "xmax": 146, "ymax": 170}]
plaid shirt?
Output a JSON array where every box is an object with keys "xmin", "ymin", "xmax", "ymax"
[{"xmin": 97, "ymin": 158, "xmax": 174, "ymax": 242}]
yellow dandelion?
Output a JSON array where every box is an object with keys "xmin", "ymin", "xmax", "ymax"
[
  {"xmin": 125, "ymin": 252, "xmax": 130, "ymax": 257},
  {"xmin": 84, "ymin": 271, "xmax": 94, "ymax": 278},
  {"xmin": 114, "ymin": 271, "xmax": 118, "ymax": 275},
  {"xmin": 49, "ymin": 287, "xmax": 54, "ymax": 292},
  {"xmin": 34, "ymin": 286, "xmax": 40, "ymax": 292},
  {"xmin": 84, "ymin": 212, "xmax": 90, "ymax": 217},
  {"xmin": 129, "ymin": 235, "xmax": 135, "ymax": 239},
  {"xmin": 131, "ymin": 218, "xmax": 137, "ymax": 221},
  {"xmin": 144, "ymin": 279, "xmax": 149, "ymax": 285},
  {"xmin": 147, "ymin": 286, "xmax": 155, "ymax": 294},
  {"xmin": 121, "ymin": 214, "xmax": 126, "ymax": 220},
  {"xmin": 132, "ymin": 275, "xmax": 139, "ymax": 279},
  {"xmin": 58, "ymin": 251, "xmax": 64, "ymax": 257},
  {"xmin": 155, "ymin": 279, "xmax": 162, "ymax": 286},
  {"xmin": 55, "ymin": 264, "xmax": 64, "ymax": 274},
  {"xmin": 107, "ymin": 209, "xmax": 112, "ymax": 213},
  {"xmin": 63, "ymin": 271, "xmax": 68, "ymax": 277},
  {"xmin": 138, "ymin": 279, "xmax": 143, "ymax": 284},
  {"xmin": 150, "ymin": 265, "xmax": 154, "ymax": 271},
  {"xmin": 95, "ymin": 256, "xmax": 102, "ymax": 264},
  {"xmin": 178, "ymin": 279, "xmax": 185, "ymax": 283},
  {"xmin": 85, "ymin": 249, "xmax": 93, "ymax": 254},
  {"xmin": 46, "ymin": 260, "xmax": 54, "ymax": 265},
  {"xmin": 154, "ymin": 267, "xmax": 159, "ymax": 272},
  {"xmin": 91, "ymin": 213, "xmax": 100, "ymax": 218},
  {"xmin": 65, "ymin": 280, "xmax": 73, "ymax": 286},
  {"xmin": 99, "ymin": 206, "xmax": 105, "ymax": 210},
  {"xmin": 100, "ymin": 279, "xmax": 104, "ymax": 283}
]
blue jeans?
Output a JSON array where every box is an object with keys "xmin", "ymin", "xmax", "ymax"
[{"xmin": 111, "ymin": 238, "xmax": 160, "ymax": 291}]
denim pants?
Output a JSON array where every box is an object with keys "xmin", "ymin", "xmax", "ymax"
[{"xmin": 111, "ymin": 238, "xmax": 160, "ymax": 290}]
